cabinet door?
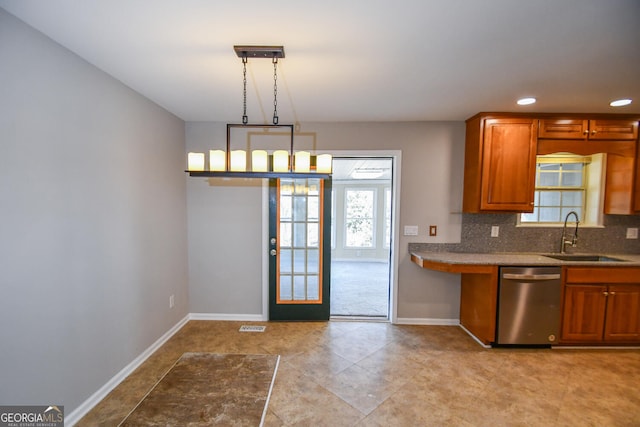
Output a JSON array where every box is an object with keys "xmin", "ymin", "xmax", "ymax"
[
  {"xmin": 539, "ymin": 119, "xmax": 588, "ymax": 139},
  {"xmin": 588, "ymin": 120, "xmax": 639, "ymax": 140},
  {"xmin": 604, "ymin": 153, "xmax": 636, "ymax": 215},
  {"xmin": 635, "ymin": 142, "xmax": 640, "ymax": 213},
  {"xmin": 561, "ymin": 285, "xmax": 607, "ymax": 342},
  {"xmin": 604, "ymin": 284, "xmax": 640, "ymax": 342},
  {"xmin": 480, "ymin": 118, "xmax": 537, "ymax": 211}
]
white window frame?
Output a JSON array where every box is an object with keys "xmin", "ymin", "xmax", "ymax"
[
  {"xmin": 518, "ymin": 154, "xmax": 605, "ymax": 227},
  {"xmin": 343, "ymin": 187, "xmax": 377, "ymax": 249}
]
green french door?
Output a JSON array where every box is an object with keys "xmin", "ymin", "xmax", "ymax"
[{"xmin": 269, "ymin": 177, "xmax": 332, "ymax": 320}]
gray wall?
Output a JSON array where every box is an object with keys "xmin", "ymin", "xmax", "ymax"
[
  {"xmin": 186, "ymin": 121, "xmax": 467, "ymax": 321},
  {"xmin": 0, "ymin": 8, "xmax": 188, "ymax": 413},
  {"xmin": 186, "ymin": 123, "xmax": 265, "ymax": 316}
]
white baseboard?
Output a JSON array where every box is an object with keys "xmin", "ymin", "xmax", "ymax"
[
  {"xmin": 65, "ymin": 314, "xmax": 190, "ymax": 426},
  {"xmin": 189, "ymin": 313, "xmax": 266, "ymax": 321},
  {"xmin": 395, "ymin": 317, "xmax": 459, "ymax": 326}
]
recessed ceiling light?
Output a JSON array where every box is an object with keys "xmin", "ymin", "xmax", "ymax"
[
  {"xmin": 517, "ymin": 97, "xmax": 536, "ymax": 106},
  {"xmin": 610, "ymin": 99, "xmax": 632, "ymax": 107}
]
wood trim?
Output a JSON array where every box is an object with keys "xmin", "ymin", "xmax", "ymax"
[
  {"xmin": 537, "ymin": 139, "xmax": 636, "ymax": 157},
  {"xmin": 410, "ymin": 255, "xmax": 495, "ymax": 274},
  {"xmin": 565, "ymin": 267, "xmax": 640, "ymax": 284},
  {"xmin": 460, "ymin": 269, "xmax": 499, "ymax": 345}
]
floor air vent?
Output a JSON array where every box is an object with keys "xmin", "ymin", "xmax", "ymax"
[{"xmin": 239, "ymin": 325, "xmax": 266, "ymax": 332}]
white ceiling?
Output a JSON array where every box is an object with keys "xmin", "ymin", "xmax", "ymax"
[{"xmin": 1, "ymin": 0, "xmax": 639, "ymax": 122}]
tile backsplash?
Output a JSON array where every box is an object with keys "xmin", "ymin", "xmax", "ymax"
[{"xmin": 409, "ymin": 213, "xmax": 640, "ymax": 254}]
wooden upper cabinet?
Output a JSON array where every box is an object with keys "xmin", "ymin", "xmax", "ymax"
[
  {"xmin": 590, "ymin": 120, "xmax": 639, "ymax": 140},
  {"xmin": 463, "ymin": 115, "xmax": 537, "ymax": 212},
  {"xmin": 539, "ymin": 119, "xmax": 589, "ymax": 139},
  {"xmin": 635, "ymin": 142, "xmax": 640, "ymax": 212},
  {"xmin": 539, "ymin": 118, "xmax": 638, "ymax": 140}
]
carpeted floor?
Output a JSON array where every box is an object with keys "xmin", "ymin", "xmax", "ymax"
[
  {"xmin": 119, "ymin": 353, "xmax": 279, "ymax": 426},
  {"xmin": 330, "ymin": 260, "xmax": 389, "ymax": 317}
]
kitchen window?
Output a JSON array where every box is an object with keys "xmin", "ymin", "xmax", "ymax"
[{"xmin": 520, "ymin": 154, "xmax": 605, "ymax": 226}]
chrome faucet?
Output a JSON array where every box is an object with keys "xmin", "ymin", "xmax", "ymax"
[{"xmin": 560, "ymin": 211, "xmax": 580, "ymax": 253}]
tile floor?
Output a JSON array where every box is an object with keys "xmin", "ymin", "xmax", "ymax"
[{"xmin": 78, "ymin": 321, "xmax": 640, "ymax": 426}]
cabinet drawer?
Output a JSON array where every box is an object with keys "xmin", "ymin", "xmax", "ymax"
[
  {"xmin": 566, "ymin": 267, "xmax": 640, "ymax": 284},
  {"xmin": 539, "ymin": 119, "xmax": 588, "ymax": 139},
  {"xmin": 589, "ymin": 120, "xmax": 638, "ymax": 140}
]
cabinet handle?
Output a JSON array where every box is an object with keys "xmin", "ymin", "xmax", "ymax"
[
  {"xmin": 591, "ymin": 130, "xmax": 597, "ymax": 135},
  {"xmin": 603, "ymin": 291, "xmax": 609, "ymax": 296},
  {"xmin": 583, "ymin": 130, "xmax": 589, "ymax": 134},
  {"xmin": 610, "ymin": 291, "xmax": 616, "ymax": 296}
]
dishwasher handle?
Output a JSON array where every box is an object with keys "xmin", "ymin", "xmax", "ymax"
[{"xmin": 502, "ymin": 273, "xmax": 561, "ymax": 281}]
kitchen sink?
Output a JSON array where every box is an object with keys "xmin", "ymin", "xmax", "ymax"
[{"xmin": 542, "ymin": 254, "xmax": 628, "ymax": 262}]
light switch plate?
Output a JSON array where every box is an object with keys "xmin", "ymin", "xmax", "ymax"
[
  {"xmin": 404, "ymin": 225, "xmax": 418, "ymax": 236},
  {"xmin": 626, "ymin": 228, "xmax": 638, "ymax": 239},
  {"xmin": 491, "ymin": 226, "xmax": 499, "ymax": 237}
]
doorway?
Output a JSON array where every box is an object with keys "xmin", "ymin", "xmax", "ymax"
[{"xmin": 330, "ymin": 157, "xmax": 393, "ymax": 319}]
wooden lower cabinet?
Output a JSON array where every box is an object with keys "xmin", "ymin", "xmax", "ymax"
[
  {"xmin": 604, "ymin": 285, "xmax": 640, "ymax": 341},
  {"xmin": 561, "ymin": 267, "xmax": 640, "ymax": 345},
  {"xmin": 562, "ymin": 285, "xmax": 607, "ymax": 342}
]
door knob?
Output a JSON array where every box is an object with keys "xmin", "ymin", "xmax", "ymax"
[
  {"xmin": 270, "ymin": 237, "xmax": 277, "ymax": 245},
  {"xmin": 270, "ymin": 249, "xmax": 277, "ymax": 256}
]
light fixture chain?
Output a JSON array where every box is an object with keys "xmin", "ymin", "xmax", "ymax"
[
  {"xmin": 242, "ymin": 55, "xmax": 248, "ymax": 124},
  {"xmin": 272, "ymin": 56, "xmax": 279, "ymax": 125}
]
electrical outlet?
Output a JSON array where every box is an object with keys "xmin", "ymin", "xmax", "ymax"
[
  {"xmin": 169, "ymin": 295, "xmax": 175, "ymax": 309},
  {"xmin": 429, "ymin": 225, "xmax": 437, "ymax": 236},
  {"xmin": 627, "ymin": 228, "xmax": 638, "ymax": 239},
  {"xmin": 491, "ymin": 226, "xmax": 499, "ymax": 237}
]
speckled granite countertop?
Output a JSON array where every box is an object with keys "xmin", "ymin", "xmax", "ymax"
[{"xmin": 410, "ymin": 251, "xmax": 640, "ymax": 267}]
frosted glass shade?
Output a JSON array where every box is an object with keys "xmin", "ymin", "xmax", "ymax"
[
  {"xmin": 230, "ymin": 150, "xmax": 246, "ymax": 172},
  {"xmin": 316, "ymin": 154, "xmax": 332, "ymax": 173},
  {"xmin": 273, "ymin": 150, "xmax": 289, "ymax": 172},
  {"xmin": 187, "ymin": 152, "xmax": 205, "ymax": 171},
  {"xmin": 252, "ymin": 150, "xmax": 268, "ymax": 172},
  {"xmin": 294, "ymin": 151, "xmax": 311, "ymax": 173},
  {"xmin": 209, "ymin": 150, "xmax": 226, "ymax": 171}
]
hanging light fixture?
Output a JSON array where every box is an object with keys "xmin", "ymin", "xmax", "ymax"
[{"xmin": 186, "ymin": 45, "xmax": 332, "ymax": 178}]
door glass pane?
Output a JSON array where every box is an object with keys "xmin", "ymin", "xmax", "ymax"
[
  {"xmin": 279, "ymin": 276, "xmax": 292, "ymax": 300},
  {"xmin": 293, "ymin": 249, "xmax": 306, "ymax": 273},
  {"xmin": 293, "ymin": 276, "xmax": 306, "ymax": 300},
  {"xmin": 293, "ymin": 196, "xmax": 307, "ymax": 221},
  {"xmin": 293, "ymin": 223, "xmax": 306, "ymax": 247},
  {"xmin": 280, "ymin": 223, "xmax": 292, "ymax": 247},
  {"xmin": 307, "ymin": 249, "xmax": 319, "ymax": 273},
  {"xmin": 280, "ymin": 249, "xmax": 292, "ymax": 273},
  {"xmin": 280, "ymin": 195, "xmax": 292, "ymax": 220},
  {"xmin": 308, "ymin": 196, "xmax": 319, "ymax": 220},
  {"xmin": 307, "ymin": 223, "xmax": 319, "ymax": 247},
  {"xmin": 307, "ymin": 276, "xmax": 319, "ymax": 299}
]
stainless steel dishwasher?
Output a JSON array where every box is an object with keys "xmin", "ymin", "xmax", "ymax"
[{"xmin": 496, "ymin": 266, "xmax": 562, "ymax": 346}]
